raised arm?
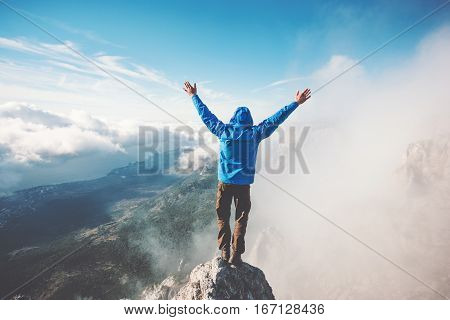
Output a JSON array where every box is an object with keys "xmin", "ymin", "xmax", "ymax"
[
  {"xmin": 183, "ymin": 81, "xmax": 225, "ymax": 137},
  {"xmin": 256, "ymin": 88, "xmax": 311, "ymax": 141}
]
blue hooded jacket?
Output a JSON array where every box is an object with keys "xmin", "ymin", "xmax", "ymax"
[{"xmin": 192, "ymin": 94, "xmax": 299, "ymax": 184}]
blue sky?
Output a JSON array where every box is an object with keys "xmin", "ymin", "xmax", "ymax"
[{"xmin": 1, "ymin": 0, "xmax": 448, "ymax": 97}]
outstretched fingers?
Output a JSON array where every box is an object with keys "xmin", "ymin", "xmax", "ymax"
[
  {"xmin": 303, "ymin": 88, "xmax": 311, "ymax": 100},
  {"xmin": 183, "ymin": 81, "xmax": 197, "ymax": 96},
  {"xmin": 184, "ymin": 81, "xmax": 193, "ymax": 94}
]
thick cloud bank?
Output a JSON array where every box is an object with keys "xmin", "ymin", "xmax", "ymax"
[
  {"xmin": 0, "ymin": 102, "xmax": 138, "ymax": 192},
  {"xmin": 0, "ymin": 102, "xmax": 129, "ymax": 163}
]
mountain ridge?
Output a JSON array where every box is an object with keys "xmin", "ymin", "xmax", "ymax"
[{"xmin": 1, "ymin": 159, "xmax": 218, "ymax": 299}]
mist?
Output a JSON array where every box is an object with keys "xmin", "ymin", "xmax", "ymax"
[{"xmin": 242, "ymin": 25, "xmax": 450, "ymax": 299}]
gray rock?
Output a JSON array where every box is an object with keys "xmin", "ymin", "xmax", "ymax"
[
  {"xmin": 142, "ymin": 275, "xmax": 187, "ymax": 300},
  {"xmin": 173, "ymin": 256, "xmax": 275, "ymax": 300}
]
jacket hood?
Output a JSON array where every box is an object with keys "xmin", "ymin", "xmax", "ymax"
[{"xmin": 229, "ymin": 106, "xmax": 253, "ymax": 127}]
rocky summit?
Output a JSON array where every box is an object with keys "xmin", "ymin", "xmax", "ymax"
[{"xmin": 173, "ymin": 256, "xmax": 275, "ymax": 300}]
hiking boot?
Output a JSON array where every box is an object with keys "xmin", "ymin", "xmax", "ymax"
[
  {"xmin": 221, "ymin": 247, "xmax": 230, "ymax": 262},
  {"xmin": 229, "ymin": 251, "xmax": 242, "ymax": 266}
]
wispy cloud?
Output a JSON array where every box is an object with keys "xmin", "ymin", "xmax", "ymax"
[
  {"xmin": 0, "ymin": 37, "xmax": 180, "ymax": 89},
  {"xmin": 251, "ymin": 76, "xmax": 308, "ymax": 93},
  {"xmin": 0, "ymin": 35, "xmax": 237, "ymax": 124},
  {"xmin": 250, "ymin": 55, "xmax": 361, "ymax": 95},
  {"xmin": 0, "ymin": 36, "xmax": 194, "ymax": 120},
  {"xmin": 0, "ymin": 37, "xmax": 83, "ymax": 64}
]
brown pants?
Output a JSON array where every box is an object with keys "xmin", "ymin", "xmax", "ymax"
[{"xmin": 215, "ymin": 181, "xmax": 251, "ymax": 254}]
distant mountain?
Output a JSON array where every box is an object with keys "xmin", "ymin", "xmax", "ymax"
[
  {"xmin": 0, "ymin": 161, "xmax": 179, "ymax": 256},
  {"xmin": 0, "ymin": 157, "xmax": 219, "ymax": 299}
]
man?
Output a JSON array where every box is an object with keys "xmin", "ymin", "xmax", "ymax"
[{"xmin": 183, "ymin": 81, "xmax": 311, "ymax": 265}]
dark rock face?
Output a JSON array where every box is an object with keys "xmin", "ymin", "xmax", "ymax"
[{"xmin": 173, "ymin": 257, "xmax": 275, "ymax": 300}]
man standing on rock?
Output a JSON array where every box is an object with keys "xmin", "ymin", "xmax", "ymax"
[{"xmin": 184, "ymin": 81, "xmax": 311, "ymax": 265}]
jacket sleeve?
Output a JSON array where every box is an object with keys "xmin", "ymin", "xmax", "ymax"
[
  {"xmin": 192, "ymin": 94, "xmax": 225, "ymax": 137},
  {"xmin": 256, "ymin": 101, "xmax": 299, "ymax": 141}
]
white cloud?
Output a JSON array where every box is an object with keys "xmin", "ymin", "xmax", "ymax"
[
  {"xmin": 311, "ymin": 54, "xmax": 361, "ymax": 82},
  {"xmin": 0, "ymin": 102, "xmax": 131, "ymax": 164},
  {"xmin": 0, "ymin": 102, "xmax": 71, "ymax": 127},
  {"xmin": 94, "ymin": 55, "xmax": 142, "ymax": 78}
]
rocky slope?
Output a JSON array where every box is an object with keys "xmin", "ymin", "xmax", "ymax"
[
  {"xmin": 1, "ymin": 159, "xmax": 218, "ymax": 299},
  {"xmin": 143, "ymin": 257, "xmax": 275, "ymax": 300}
]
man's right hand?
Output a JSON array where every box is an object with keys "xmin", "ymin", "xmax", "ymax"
[
  {"xmin": 183, "ymin": 81, "xmax": 197, "ymax": 97},
  {"xmin": 295, "ymin": 88, "xmax": 311, "ymax": 105}
]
